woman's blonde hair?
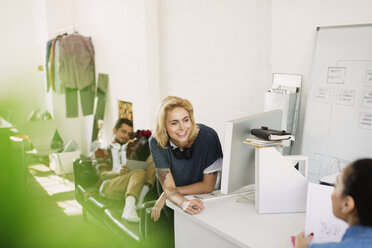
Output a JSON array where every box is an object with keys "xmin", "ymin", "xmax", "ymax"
[{"xmin": 154, "ymin": 96, "xmax": 198, "ymax": 148}]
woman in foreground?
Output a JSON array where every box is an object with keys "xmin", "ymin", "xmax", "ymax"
[{"xmin": 296, "ymin": 158, "xmax": 372, "ymax": 248}]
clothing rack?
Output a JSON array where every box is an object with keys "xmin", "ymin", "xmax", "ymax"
[
  {"xmin": 52, "ymin": 24, "xmax": 97, "ymax": 38},
  {"xmin": 53, "ymin": 25, "xmax": 78, "ymax": 38}
]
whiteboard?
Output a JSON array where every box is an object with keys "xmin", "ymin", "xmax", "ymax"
[{"xmin": 301, "ymin": 24, "xmax": 372, "ymax": 182}]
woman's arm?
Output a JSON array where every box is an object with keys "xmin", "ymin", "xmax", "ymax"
[
  {"xmin": 151, "ymin": 192, "xmax": 166, "ymax": 221},
  {"xmin": 151, "ymin": 171, "xmax": 216, "ymax": 221},
  {"xmin": 177, "ymin": 172, "xmax": 218, "ymax": 195},
  {"xmin": 157, "ymin": 168, "xmax": 204, "ymax": 215}
]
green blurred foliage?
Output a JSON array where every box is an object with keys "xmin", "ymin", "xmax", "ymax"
[
  {"xmin": 0, "ymin": 126, "xmax": 29, "ymax": 247},
  {"xmin": 1, "ymin": 101, "xmax": 124, "ymax": 248}
]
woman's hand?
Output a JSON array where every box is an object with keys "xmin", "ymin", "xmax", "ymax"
[
  {"xmin": 157, "ymin": 168, "xmax": 205, "ymax": 215},
  {"xmin": 295, "ymin": 231, "xmax": 313, "ymax": 248},
  {"xmin": 181, "ymin": 199, "xmax": 204, "ymax": 215},
  {"xmin": 151, "ymin": 192, "xmax": 166, "ymax": 221}
]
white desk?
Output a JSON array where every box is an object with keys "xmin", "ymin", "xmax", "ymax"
[{"xmin": 167, "ymin": 193, "xmax": 305, "ymax": 248}]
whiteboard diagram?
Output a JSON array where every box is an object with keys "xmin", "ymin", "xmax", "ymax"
[
  {"xmin": 362, "ymin": 91, "xmax": 372, "ymax": 108},
  {"xmin": 301, "ymin": 25, "xmax": 372, "ymax": 182},
  {"xmin": 365, "ymin": 71, "xmax": 372, "ymax": 87}
]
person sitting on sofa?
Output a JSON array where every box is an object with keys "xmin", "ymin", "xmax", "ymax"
[{"xmin": 92, "ymin": 118, "xmax": 155, "ymax": 223}]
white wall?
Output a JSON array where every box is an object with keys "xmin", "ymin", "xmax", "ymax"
[
  {"xmin": 42, "ymin": 0, "xmax": 157, "ymax": 153},
  {"xmin": 158, "ymin": 0, "xmax": 272, "ymax": 143},
  {"xmin": 271, "ymin": 0, "xmax": 372, "ymax": 154},
  {"xmin": 44, "ymin": 0, "xmax": 88, "ymax": 153},
  {"xmin": 157, "ymin": 0, "xmax": 372, "ymax": 152},
  {"xmin": 0, "ymin": 0, "xmax": 45, "ymax": 124},
  {"xmin": 5, "ymin": 0, "xmax": 372, "ymax": 156},
  {"xmin": 75, "ymin": 0, "xmax": 155, "ymax": 148},
  {"xmin": 70, "ymin": 0, "xmax": 272, "ymax": 147}
]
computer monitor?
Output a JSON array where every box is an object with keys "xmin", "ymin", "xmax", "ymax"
[{"xmin": 220, "ymin": 110, "xmax": 282, "ymax": 194}]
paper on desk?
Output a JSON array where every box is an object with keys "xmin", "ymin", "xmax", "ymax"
[
  {"xmin": 305, "ymin": 183, "xmax": 348, "ymax": 244},
  {"xmin": 186, "ymin": 185, "xmax": 255, "ymax": 202},
  {"xmin": 186, "ymin": 190, "xmax": 225, "ymax": 201}
]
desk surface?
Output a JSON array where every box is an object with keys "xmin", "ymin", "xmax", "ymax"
[{"xmin": 167, "ymin": 193, "xmax": 305, "ymax": 248}]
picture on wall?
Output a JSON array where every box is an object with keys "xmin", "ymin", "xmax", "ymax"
[{"xmin": 118, "ymin": 100, "xmax": 133, "ymax": 122}]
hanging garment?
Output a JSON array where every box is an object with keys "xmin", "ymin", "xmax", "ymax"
[
  {"xmin": 49, "ymin": 38, "xmax": 58, "ymax": 91},
  {"xmin": 54, "ymin": 39, "xmax": 64, "ymax": 95},
  {"xmin": 91, "ymin": 73, "xmax": 109, "ymax": 141},
  {"xmin": 59, "ymin": 34, "xmax": 95, "ymax": 89},
  {"xmin": 49, "ymin": 35, "xmax": 65, "ymax": 92},
  {"xmin": 64, "ymin": 87, "xmax": 79, "ymax": 118},
  {"xmin": 63, "ymin": 83, "xmax": 95, "ymax": 118},
  {"xmin": 45, "ymin": 39, "xmax": 53, "ymax": 92},
  {"xmin": 95, "ymin": 73, "xmax": 109, "ymax": 120},
  {"xmin": 59, "ymin": 34, "xmax": 96, "ymax": 117},
  {"xmin": 79, "ymin": 84, "xmax": 95, "ymax": 116}
]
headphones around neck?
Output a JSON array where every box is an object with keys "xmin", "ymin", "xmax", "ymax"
[
  {"xmin": 172, "ymin": 146, "xmax": 193, "ymax": 160},
  {"xmin": 111, "ymin": 142, "xmax": 125, "ymax": 151}
]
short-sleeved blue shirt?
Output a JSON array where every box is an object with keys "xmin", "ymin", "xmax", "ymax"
[
  {"xmin": 309, "ymin": 225, "xmax": 372, "ymax": 248},
  {"xmin": 149, "ymin": 124, "xmax": 223, "ymax": 187}
]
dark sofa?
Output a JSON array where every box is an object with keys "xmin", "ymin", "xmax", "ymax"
[{"xmin": 73, "ymin": 158, "xmax": 173, "ymax": 248}]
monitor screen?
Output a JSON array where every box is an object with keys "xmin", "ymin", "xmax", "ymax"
[{"xmin": 220, "ymin": 110, "xmax": 282, "ymax": 194}]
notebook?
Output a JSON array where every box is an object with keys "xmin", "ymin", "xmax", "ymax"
[{"xmin": 305, "ymin": 183, "xmax": 348, "ymax": 244}]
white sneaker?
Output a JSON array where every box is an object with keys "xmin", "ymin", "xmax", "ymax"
[
  {"xmin": 122, "ymin": 195, "xmax": 140, "ymax": 223},
  {"xmin": 122, "ymin": 207, "xmax": 140, "ymax": 223}
]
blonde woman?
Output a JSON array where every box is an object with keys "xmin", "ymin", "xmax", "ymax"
[{"xmin": 149, "ymin": 96, "xmax": 223, "ymax": 220}]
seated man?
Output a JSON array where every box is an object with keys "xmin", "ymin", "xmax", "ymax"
[{"xmin": 92, "ymin": 118, "xmax": 155, "ymax": 222}]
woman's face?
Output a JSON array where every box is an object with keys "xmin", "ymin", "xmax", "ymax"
[
  {"xmin": 165, "ymin": 107, "xmax": 192, "ymax": 148},
  {"xmin": 331, "ymin": 165, "xmax": 350, "ymax": 220}
]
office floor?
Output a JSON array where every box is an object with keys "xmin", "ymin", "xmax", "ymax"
[{"xmin": 11, "ymin": 163, "xmax": 124, "ymax": 248}]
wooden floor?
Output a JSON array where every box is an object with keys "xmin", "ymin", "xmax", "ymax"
[{"xmin": 9, "ymin": 163, "xmax": 124, "ymax": 248}]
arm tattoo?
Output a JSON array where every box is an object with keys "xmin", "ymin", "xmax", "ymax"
[
  {"xmin": 167, "ymin": 188, "xmax": 179, "ymax": 197},
  {"xmin": 157, "ymin": 168, "xmax": 170, "ymax": 185}
]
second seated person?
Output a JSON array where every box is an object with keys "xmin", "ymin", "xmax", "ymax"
[
  {"xmin": 92, "ymin": 118, "xmax": 155, "ymax": 223},
  {"xmin": 149, "ymin": 96, "xmax": 223, "ymax": 219}
]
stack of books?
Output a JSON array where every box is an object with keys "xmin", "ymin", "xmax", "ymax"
[{"xmin": 243, "ymin": 136, "xmax": 283, "ymax": 147}]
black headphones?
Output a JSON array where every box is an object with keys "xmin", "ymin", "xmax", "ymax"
[{"xmin": 172, "ymin": 146, "xmax": 193, "ymax": 160}]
